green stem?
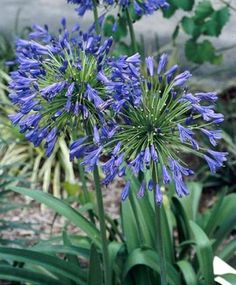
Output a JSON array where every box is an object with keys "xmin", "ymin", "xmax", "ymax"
[
  {"xmin": 78, "ymin": 162, "xmax": 96, "ymax": 224},
  {"xmin": 153, "ymin": 167, "xmax": 168, "ymax": 285},
  {"xmin": 92, "ymin": 0, "xmax": 100, "ymax": 34},
  {"xmin": 155, "ymin": 204, "xmax": 168, "ymax": 285},
  {"xmin": 93, "ymin": 165, "xmax": 111, "ymax": 285},
  {"xmin": 129, "ymin": 191, "xmax": 144, "ymax": 245},
  {"xmin": 125, "ymin": 8, "xmax": 138, "ymax": 53}
]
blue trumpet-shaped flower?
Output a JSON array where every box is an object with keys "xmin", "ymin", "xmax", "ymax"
[
  {"xmin": 9, "ymin": 19, "xmax": 135, "ymax": 156},
  {"xmin": 68, "ymin": 0, "xmax": 169, "ymax": 17},
  {"xmin": 71, "ymin": 54, "xmax": 227, "ymax": 204}
]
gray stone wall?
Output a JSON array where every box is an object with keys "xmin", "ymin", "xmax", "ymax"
[{"xmin": 0, "ymin": 0, "xmax": 235, "ymax": 88}]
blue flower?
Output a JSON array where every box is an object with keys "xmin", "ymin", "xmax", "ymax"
[
  {"xmin": 9, "ymin": 19, "xmax": 129, "ymax": 156},
  {"xmin": 204, "ymin": 150, "xmax": 227, "ymax": 173},
  {"xmin": 157, "ymin": 53, "xmax": 168, "ymax": 75},
  {"xmin": 155, "ymin": 184, "xmax": 163, "ymax": 205},
  {"xmin": 173, "ymin": 71, "xmax": 192, "ymax": 87},
  {"xmin": 201, "ymin": 128, "xmax": 221, "ymax": 146},
  {"xmin": 204, "ymin": 155, "xmax": 221, "ymax": 174},
  {"xmin": 121, "ymin": 181, "xmax": 131, "ymax": 201},
  {"xmin": 195, "ymin": 92, "xmax": 218, "ymax": 102},
  {"xmin": 137, "ymin": 181, "xmax": 146, "ymax": 198},
  {"xmin": 174, "ymin": 177, "xmax": 189, "ymax": 197},
  {"xmin": 118, "ymin": 0, "xmax": 169, "ymax": 16},
  {"xmin": 67, "ymin": 0, "xmax": 115, "ymax": 16},
  {"xmin": 146, "ymin": 56, "xmax": 154, "ymax": 76},
  {"xmin": 76, "ymin": 53, "xmax": 226, "ymax": 203},
  {"xmin": 162, "ymin": 165, "xmax": 171, "ymax": 184},
  {"xmin": 148, "ymin": 179, "xmax": 154, "ymax": 191},
  {"xmin": 207, "ymin": 150, "xmax": 228, "ymax": 165},
  {"xmin": 177, "ymin": 124, "xmax": 199, "ymax": 150}
]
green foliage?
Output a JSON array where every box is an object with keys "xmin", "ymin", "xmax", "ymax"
[
  {"xmin": 9, "ymin": 186, "xmax": 101, "ymax": 246},
  {"xmin": 0, "ymin": 181, "xmax": 235, "ymax": 285},
  {"xmin": 200, "ymin": 91, "xmax": 236, "ymax": 192},
  {"xmin": 181, "ymin": 1, "xmax": 230, "ymax": 64},
  {"xmin": 0, "ymin": 2, "xmax": 235, "ymax": 284},
  {"xmin": 103, "ymin": 15, "xmax": 128, "ymax": 42},
  {"xmin": 185, "ymin": 39, "xmax": 222, "ymax": 64},
  {"xmin": 189, "ymin": 221, "xmax": 214, "ymax": 285},
  {"xmin": 163, "ymin": 0, "xmax": 231, "ymax": 64}
]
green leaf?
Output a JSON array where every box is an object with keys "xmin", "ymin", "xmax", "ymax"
[
  {"xmin": 181, "ymin": 17, "xmax": 201, "ymax": 38},
  {"xmin": 179, "ymin": 182, "xmax": 202, "ymax": 221},
  {"xmin": 162, "ymin": 0, "xmax": 178, "ymax": 18},
  {"xmin": 108, "ymin": 241, "xmax": 124, "ymax": 276},
  {"xmin": 113, "ymin": 42, "xmax": 131, "ymax": 57},
  {"xmin": 201, "ymin": 193, "xmax": 236, "ymax": 250},
  {"xmin": 172, "ymin": 197, "xmax": 191, "ymax": 243},
  {"xmin": 129, "ymin": 176, "xmax": 156, "ymax": 248},
  {"xmin": 194, "ymin": 0, "xmax": 214, "ymax": 22},
  {"xmin": 202, "ymin": 7, "xmax": 230, "ymax": 37},
  {"xmin": 177, "ymin": 260, "xmax": 198, "ymax": 285},
  {"xmin": 185, "ymin": 39, "xmax": 222, "ymax": 64},
  {"xmin": 123, "ymin": 248, "xmax": 181, "ymax": 285},
  {"xmin": 176, "ymin": 0, "xmax": 194, "ymax": 11},
  {"xmin": 121, "ymin": 199, "xmax": 140, "ymax": 252},
  {"xmin": 63, "ymin": 230, "xmax": 81, "ymax": 266},
  {"xmin": 0, "ymin": 247, "xmax": 86, "ymax": 284},
  {"xmin": 219, "ymin": 273, "xmax": 236, "ymax": 283},
  {"xmin": 88, "ymin": 244, "xmax": 102, "ymax": 285},
  {"xmin": 203, "ymin": 189, "xmax": 226, "ymax": 237},
  {"xmin": 103, "ymin": 15, "xmax": 115, "ymax": 37},
  {"xmin": 0, "ymin": 265, "xmax": 66, "ymax": 285},
  {"xmin": 64, "ymin": 182, "xmax": 79, "ymax": 196},
  {"xmin": 219, "ymin": 239, "xmax": 236, "ymax": 262},
  {"xmin": 172, "ymin": 25, "xmax": 180, "ymax": 42},
  {"xmin": 33, "ymin": 244, "xmax": 90, "ymax": 258},
  {"xmin": 8, "ymin": 186, "xmax": 101, "ymax": 247},
  {"xmin": 103, "ymin": 14, "xmax": 127, "ymax": 42},
  {"xmin": 189, "ymin": 221, "xmax": 214, "ymax": 285},
  {"xmin": 159, "ymin": 203, "xmax": 175, "ymax": 264}
]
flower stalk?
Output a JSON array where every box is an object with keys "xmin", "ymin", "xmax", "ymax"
[
  {"xmin": 92, "ymin": 0, "xmax": 100, "ymax": 34},
  {"xmin": 78, "ymin": 161, "xmax": 96, "ymax": 223},
  {"xmin": 93, "ymin": 165, "xmax": 111, "ymax": 285},
  {"xmin": 153, "ymin": 165, "xmax": 168, "ymax": 285},
  {"xmin": 125, "ymin": 8, "xmax": 138, "ymax": 53}
]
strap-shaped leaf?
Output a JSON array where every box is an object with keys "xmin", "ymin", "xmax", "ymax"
[
  {"xmin": 123, "ymin": 248, "xmax": 181, "ymax": 285},
  {"xmin": 88, "ymin": 244, "xmax": 102, "ymax": 285},
  {"xmin": 8, "ymin": 186, "xmax": 101, "ymax": 246},
  {"xmin": 121, "ymin": 199, "xmax": 140, "ymax": 252},
  {"xmin": 219, "ymin": 273, "xmax": 236, "ymax": 284},
  {"xmin": 172, "ymin": 197, "xmax": 191, "ymax": 243},
  {"xmin": 0, "ymin": 265, "xmax": 66, "ymax": 285},
  {"xmin": 177, "ymin": 260, "xmax": 198, "ymax": 285},
  {"xmin": 219, "ymin": 239, "xmax": 236, "ymax": 262},
  {"xmin": 0, "ymin": 247, "xmax": 86, "ymax": 284},
  {"xmin": 126, "ymin": 173, "xmax": 156, "ymax": 248},
  {"xmin": 178, "ymin": 182, "xmax": 202, "ymax": 221},
  {"xmin": 203, "ymin": 193, "xmax": 236, "ymax": 249},
  {"xmin": 189, "ymin": 221, "xmax": 214, "ymax": 285},
  {"xmin": 33, "ymin": 244, "xmax": 90, "ymax": 258}
]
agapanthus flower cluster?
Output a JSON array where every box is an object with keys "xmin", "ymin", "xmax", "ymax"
[
  {"xmin": 8, "ymin": 19, "xmax": 139, "ymax": 156},
  {"xmin": 118, "ymin": 0, "xmax": 169, "ymax": 16},
  {"xmin": 67, "ymin": 0, "xmax": 169, "ymax": 16},
  {"xmin": 71, "ymin": 54, "xmax": 227, "ymax": 203},
  {"xmin": 67, "ymin": 0, "xmax": 114, "ymax": 16}
]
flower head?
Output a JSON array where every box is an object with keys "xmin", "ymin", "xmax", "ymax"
[
  {"xmin": 9, "ymin": 20, "xmax": 117, "ymax": 156},
  {"xmin": 67, "ymin": 0, "xmax": 169, "ymax": 17},
  {"xmin": 72, "ymin": 54, "xmax": 227, "ymax": 203},
  {"xmin": 118, "ymin": 0, "xmax": 169, "ymax": 16},
  {"xmin": 67, "ymin": 0, "xmax": 115, "ymax": 16}
]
